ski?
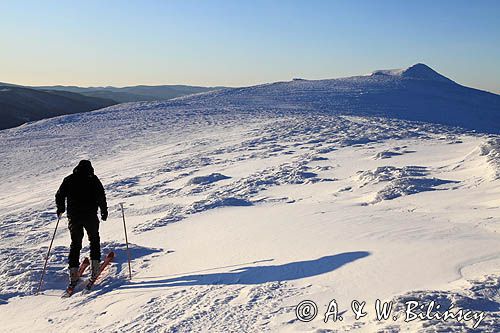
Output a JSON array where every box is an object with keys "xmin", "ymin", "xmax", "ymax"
[
  {"xmin": 61, "ymin": 257, "xmax": 90, "ymax": 298},
  {"xmin": 85, "ymin": 251, "xmax": 115, "ymax": 292}
]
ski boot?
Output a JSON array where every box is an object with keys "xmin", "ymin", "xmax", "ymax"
[
  {"xmin": 62, "ymin": 267, "xmax": 80, "ymax": 297},
  {"xmin": 90, "ymin": 260, "xmax": 101, "ymax": 281},
  {"xmin": 62, "ymin": 259, "xmax": 90, "ymax": 298},
  {"xmin": 68, "ymin": 267, "xmax": 80, "ymax": 288}
]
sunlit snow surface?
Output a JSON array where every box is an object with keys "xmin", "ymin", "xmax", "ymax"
[{"xmin": 0, "ymin": 74, "xmax": 499, "ymax": 332}]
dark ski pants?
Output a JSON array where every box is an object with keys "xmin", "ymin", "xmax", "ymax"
[{"xmin": 68, "ymin": 216, "xmax": 101, "ymax": 268}]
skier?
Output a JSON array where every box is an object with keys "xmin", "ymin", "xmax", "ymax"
[{"xmin": 55, "ymin": 160, "xmax": 108, "ymax": 290}]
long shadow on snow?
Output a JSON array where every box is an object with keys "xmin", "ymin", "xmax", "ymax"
[
  {"xmin": 79, "ymin": 258, "xmax": 276, "ymax": 300},
  {"xmin": 120, "ymin": 251, "xmax": 370, "ymax": 290}
]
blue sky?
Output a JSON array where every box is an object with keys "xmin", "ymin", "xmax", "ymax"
[{"xmin": 1, "ymin": 0, "xmax": 499, "ymax": 92}]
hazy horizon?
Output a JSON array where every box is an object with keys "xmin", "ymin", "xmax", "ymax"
[{"xmin": 1, "ymin": 0, "xmax": 499, "ymax": 94}]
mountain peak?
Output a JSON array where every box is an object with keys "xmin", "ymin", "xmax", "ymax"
[
  {"xmin": 371, "ymin": 63, "xmax": 454, "ymax": 83},
  {"xmin": 400, "ymin": 63, "xmax": 454, "ymax": 83}
]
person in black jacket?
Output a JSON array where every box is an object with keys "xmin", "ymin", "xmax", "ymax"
[{"xmin": 55, "ymin": 160, "xmax": 108, "ymax": 288}]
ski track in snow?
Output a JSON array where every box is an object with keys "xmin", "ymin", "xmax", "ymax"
[{"xmin": 0, "ymin": 93, "xmax": 499, "ymax": 332}]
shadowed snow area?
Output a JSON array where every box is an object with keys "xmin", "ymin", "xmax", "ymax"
[
  {"xmin": 188, "ymin": 173, "xmax": 231, "ymax": 185},
  {"xmin": 0, "ymin": 64, "xmax": 499, "ymax": 332}
]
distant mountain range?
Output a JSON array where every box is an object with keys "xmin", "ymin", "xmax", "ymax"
[
  {"xmin": 0, "ymin": 85, "xmax": 116, "ymax": 130},
  {"xmin": 0, "ymin": 83, "xmax": 225, "ymax": 130},
  {"xmin": 32, "ymin": 84, "xmax": 224, "ymax": 103}
]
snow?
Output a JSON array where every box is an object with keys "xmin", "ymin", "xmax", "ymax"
[{"xmin": 0, "ymin": 64, "xmax": 499, "ymax": 332}]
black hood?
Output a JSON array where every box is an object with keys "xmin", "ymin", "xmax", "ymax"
[{"xmin": 73, "ymin": 160, "xmax": 94, "ymax": 176}]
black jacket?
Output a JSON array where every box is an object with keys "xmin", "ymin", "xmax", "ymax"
[{"xmin": 56, "ymin": 160, "xmax": 107, "ymax": 219}]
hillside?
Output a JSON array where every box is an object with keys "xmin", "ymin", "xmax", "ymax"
[
  {"xmin": 180, "ymin": 63, "xmax": 499, "ymax": 133},
  {"xmin": 0, "ymin": 85, "xmax": 117, "ymax": 130}
]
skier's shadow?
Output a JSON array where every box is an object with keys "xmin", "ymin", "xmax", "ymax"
[{"xmin": 121, "ymin": 251, "xmax": 370, "ymax": 289}]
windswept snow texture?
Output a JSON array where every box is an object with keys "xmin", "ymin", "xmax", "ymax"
[
  {"xmin": 479, "ymin": 138, "xmax": 500, "ymax": 180},
  {"xmin": 0, "ymin": 65, "xmax": 499, "ymax": 332},
  {"xmin": 357, "ymin": 165, "xmax": 458, "ymax": 203}
]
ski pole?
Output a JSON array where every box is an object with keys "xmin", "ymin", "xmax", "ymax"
[
  {"xmin": 36, "ymin": 215, "xmax": 61, "ymax": 294},
  {"xmin": 119, "ymin": 203, "xmax": 132, "ymax": 280}
]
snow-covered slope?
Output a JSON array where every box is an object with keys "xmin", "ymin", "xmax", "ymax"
[
  {"xmin": 0, "ymin": 65, "xmax": 499, "ymax": 332},
  {"xmin": 180, "ymin": 63, "xmax": 500, "ymax": 134}
]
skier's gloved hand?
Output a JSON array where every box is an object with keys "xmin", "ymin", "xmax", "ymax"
[
  {"xmin": 57, "ymin": 208, "xmax": 64, "ymax": 218},
  {"xmin": 101, "ymin": 210, "xmax": 108, "ymax": 221}
]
